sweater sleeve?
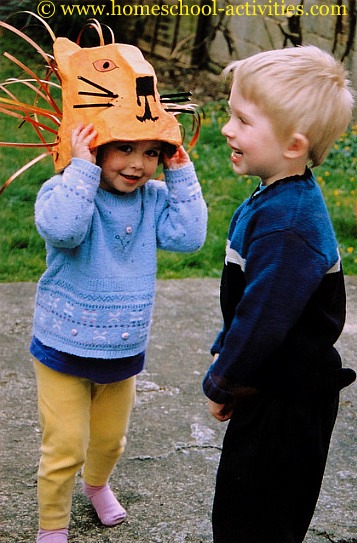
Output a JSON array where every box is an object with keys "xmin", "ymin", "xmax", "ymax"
[
  {"xmin": 35, "ymin": 158, "xmax": 101, "ymax": 248},
  {"xmin": 203, "ymin": 228, "xmax": 331, "ymax": 403},
  {"xmin": 155, "ymin": 162, "xmax": 207, "ymax": 252}
]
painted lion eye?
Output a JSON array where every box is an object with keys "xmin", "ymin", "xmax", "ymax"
[{"xmin": 93, "ymin": 59, "xmax": 118, "ymax": 72}]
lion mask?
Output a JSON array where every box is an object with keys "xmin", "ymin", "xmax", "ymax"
[{"xmin": 54, "ymin": 37, "xmax": 182, "ymax": 171}]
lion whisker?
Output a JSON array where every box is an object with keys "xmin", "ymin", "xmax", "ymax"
[
  {"xmin": 78, "ymin": 91, "xmax": 116, "ymax": 97},
  {"xmin": 78, "ymin": 76, "xmax": 118, "ymax": 98},
  {"xmin": 73, "ymin": 103, "xmax": 114, "ymax": 108}
]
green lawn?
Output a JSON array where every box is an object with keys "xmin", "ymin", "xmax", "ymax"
[
  {"xmin": 1, "ymin": 100, "xmax": 356, "ymax": 281},
  {"xmin": 0, "ymin": 34, "xmax": 356, "ymax": 280}
]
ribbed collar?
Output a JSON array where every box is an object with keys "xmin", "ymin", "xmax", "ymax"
[{"xmin": 250, "ymin": 167, "xmax": 313, "ymax": 199}]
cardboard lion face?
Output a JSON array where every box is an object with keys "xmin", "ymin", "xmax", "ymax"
[{"xmin": 54, "ymin": 38, "xmax": 182, "ymax": 171}]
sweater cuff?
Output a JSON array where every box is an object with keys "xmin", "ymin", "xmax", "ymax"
[
  {"xmin": 66, "ymin": 158, "xmax": 101, "ymax": 184},
  {"xmin": 163, "ymin": 162, "xmax": 203, "ymax": 204},
  {"xmin": 202, "ymin": 371, "xmax": 234, "ymax": 404},
  {"xmin": 163, "ymin": 162, "xmax": 197, "ymax": 184}
]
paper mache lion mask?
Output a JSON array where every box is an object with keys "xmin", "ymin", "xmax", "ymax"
[
  {"xmin": 0, "ymin": 17, "xmax": 198, "ymax": 194},
  {"xmin": 54, "ymin": 37, "xmax": 182, "ymax": 171}
]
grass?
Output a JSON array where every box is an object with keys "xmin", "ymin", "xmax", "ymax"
[
  {"xmin": 314, "ymin": 129, "xmax": 357, "ymax": 275},
  {"xmin": 0, "ymin": 33, "xmax": 356, "ymax": 280},
  {"xmin": 1, "ymin": 100, "xmax": 356, "ymax": 281},
  {"xmin": 157, "ymin": 106, "xmax": 357, "ymax": 277}
]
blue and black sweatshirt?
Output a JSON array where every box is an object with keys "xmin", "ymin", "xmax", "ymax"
[{"xmin": 203, "ymin": 169, "xmax": 355, "ymax": 404}]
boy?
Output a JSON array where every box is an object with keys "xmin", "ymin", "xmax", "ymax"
[{"xmin": 202, "ymin": 45, "xmax": 356, "ymax": 543}]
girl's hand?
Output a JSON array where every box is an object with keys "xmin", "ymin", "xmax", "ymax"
[
  {"xmin": 71, "ymin": 124, "xmax": 98, "ymax": 164},
  {"xmin": 163, "ymin": 145, "xmax": 191, "ymax": 170}
]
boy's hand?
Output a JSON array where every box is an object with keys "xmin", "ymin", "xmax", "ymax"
[
  {"xmin": 71, "ymin": 124, "xmax": 98, "ymax": 164},
  {"xmin": 207, "ymin": 399, "xmax": 233, "ymax": 422},
  {"xmin": 163, "ymin": 145, "xmax": 191, "ymax": 170},
  {"xmin": 207, "ymin": 354, "xmax": 233, "ymax": 421}
]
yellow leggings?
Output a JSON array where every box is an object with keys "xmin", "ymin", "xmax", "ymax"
[{"xmin": 33, "ymin": 359, "xmax": 136, "ymax": 530}]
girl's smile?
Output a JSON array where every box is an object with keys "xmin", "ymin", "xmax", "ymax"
[{"xmin": 98, "ymin": 140, "xmax": 161, "ymax": 193}]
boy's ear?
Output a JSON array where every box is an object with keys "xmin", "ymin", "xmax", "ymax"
[{"xmin": 284, "ymin": 133, "xmax": 309, "ymax": 159}]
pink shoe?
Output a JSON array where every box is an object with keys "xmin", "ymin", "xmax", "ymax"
[
  {"xmin": 36, "ymin": 528, "xmax": 68, "ymax": 543},
  {"xmin": 82, "ymin": 482, "xmax": 127, "ymax": 526}
]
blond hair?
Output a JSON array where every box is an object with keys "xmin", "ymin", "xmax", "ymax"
[{"xmin": 225, "ymin": 46, "xmax": 354, "ymax": 167}]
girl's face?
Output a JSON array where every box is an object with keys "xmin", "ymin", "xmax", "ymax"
[
  {"xmin": 221, "ymin": 84, "xmax": 289, "ymax": 186},
  {"xmin": 99, "ymin": 140, "xmax": 161, "ymax": 193}
]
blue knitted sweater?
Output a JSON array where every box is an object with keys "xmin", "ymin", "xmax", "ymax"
[
  {"xmin": 203, "ymin": 169, "xmax": 346, "ymax": 404},
  {"xmin": 32, "ymin": 158, "xmax": 207, "ymax": 358}
]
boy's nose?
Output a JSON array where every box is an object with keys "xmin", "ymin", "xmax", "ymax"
[{"xmin": 221, "ymin": 121, "xmax": 233, "ymax": 138}]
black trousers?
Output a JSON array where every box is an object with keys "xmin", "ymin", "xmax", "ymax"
[{"xmin": 212, "ymin": 392, "xmax": 339, "ymax": 543}]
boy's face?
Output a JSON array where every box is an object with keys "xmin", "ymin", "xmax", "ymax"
[
  {"xmin": 99, "ymin": 140, "xmax": 161, "ymax": 193},
  {"xmin": 222, "ymin": 83, "xmax": 289, "ymax": 185}
]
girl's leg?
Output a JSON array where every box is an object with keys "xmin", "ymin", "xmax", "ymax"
[
  {"xmin": 83, "ymin": 376, "xmax": 136, "ymax": 484},
  {"xmin": 34, "ymin": 360, "xmax": 92, "ymax": 531},
  {"xmin": 82, "ymin": 376, "xmax": 136, "ymax": 525}
]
